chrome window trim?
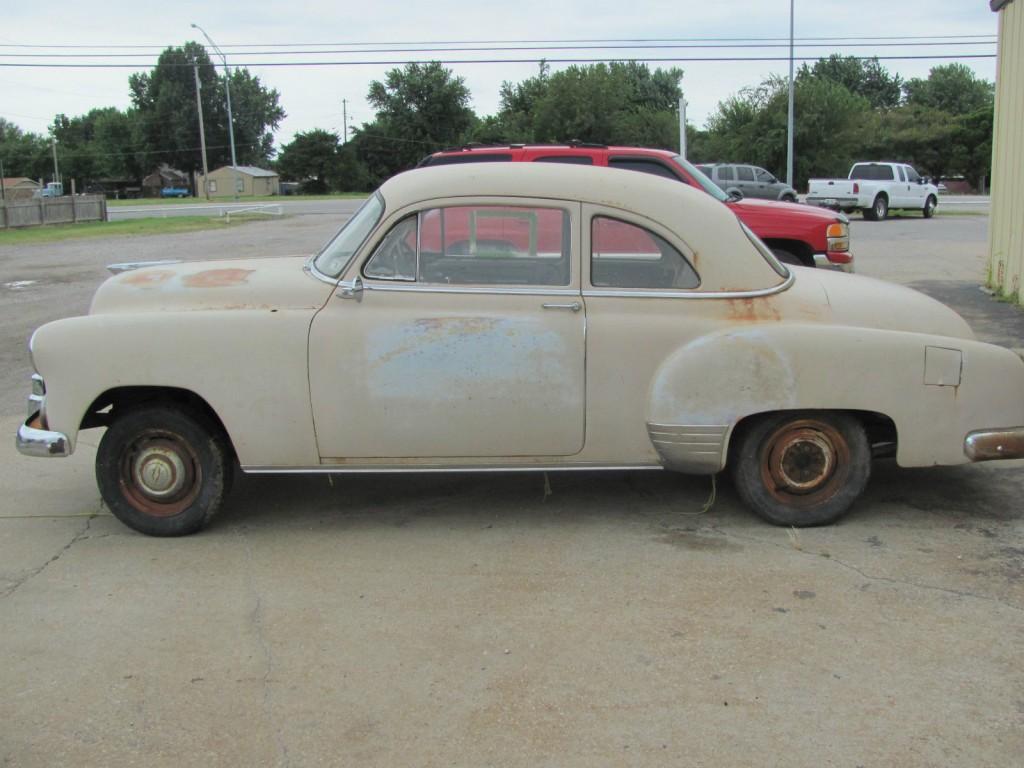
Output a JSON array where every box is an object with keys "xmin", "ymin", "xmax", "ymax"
[
  {"xmin": 362, "ymin": 282, "xmax": 582, "ymax": 297},
  {"xmin": 582, "ymin": 270, "xmax": 794, "ymax": 300}
]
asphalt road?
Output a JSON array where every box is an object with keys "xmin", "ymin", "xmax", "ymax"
[{"xmin": 2, "ymin": 210, "xmax": 1023, "ymax": 767}]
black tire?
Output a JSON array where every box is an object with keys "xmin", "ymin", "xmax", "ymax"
[
  {"xmin": 96, "ymin": 406, "xmax": 231, "ymax": 536},
  {"xmin": 770, "ymin": 247, "xmax": 812, "ymax": 268},
  {"xmin": 731, "ymin": 411, "xmax": 871, "ymax": 527},
  {"xmin": 863, "ymin": 195, "xmax": 888, "ymax": 222},
  {"xmin": 780, "ymin": 194, "xmax": 797, "ymax": 203},
  {"xmin": 923, "ymin": 195, "xmax": 937, "ymax": 219}
]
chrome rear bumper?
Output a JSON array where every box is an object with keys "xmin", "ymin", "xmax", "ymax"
[{"xmin": 964, "ymin": 428, "xmax": 1024, "ymax": 462}]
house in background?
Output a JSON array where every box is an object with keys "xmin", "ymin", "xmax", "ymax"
[
  {"xmin": 1, "ymin": 177, "xmax": 42, "ymax": 202},
  {"xmin": 988, "ymin": 0, "xmax": 1023, "ymax": 305},
  {"xmin": 196, "ymin": 166, "xmax": 280, "ymax": 198},
  {"xmin": 142, "ymin": 164, "xmax": 190, "ymax": 197}
]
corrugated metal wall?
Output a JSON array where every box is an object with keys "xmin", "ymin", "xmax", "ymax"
[{"xmin": 989, "ymin": 0, "xmax": 1024, "ymax": 304}]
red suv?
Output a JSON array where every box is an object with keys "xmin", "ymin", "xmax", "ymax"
[{"xmin": 419, "ymin": 144, "xmax": 853, "ymax": 271}]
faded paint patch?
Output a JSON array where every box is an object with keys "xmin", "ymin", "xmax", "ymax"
[
  {"xmin": 182, "ymin": 268, "xmax": 255, "ymax": 288},
  {"xmin": 726, "ymin": 297, "xmax": 782, "ymax": 323},
  {"xmin": 120, "ymin": 269, "xmax": 175, "ymax": 287}
]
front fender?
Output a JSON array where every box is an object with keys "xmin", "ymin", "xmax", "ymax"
[
  {"xmin": 30, "ymin": 310, "xmax": 321, "ymax": 466},
  {"xmin": 646, "ymin": 325, "xmax": 1024, "ymax": 471}
]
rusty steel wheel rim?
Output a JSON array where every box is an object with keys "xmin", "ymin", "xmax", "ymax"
[
  {"xmin": 119, "ymin": 430, "xmax": 202, "ymax": 518},
  {"xmin": 759, "ymin": 420, "xmax": 851, "ymax": 508}
]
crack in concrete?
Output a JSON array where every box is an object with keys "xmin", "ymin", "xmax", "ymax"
[
  {"xmin": 236, "ymin": 526, "xmax": 291, "ymax": 768},
  {"xmin": 0, "ymin": 515, "xmax": 94, "ymax": 599},
  {"xmin": 706, "ymin": 524, "xmax": 1024, "ymax": 616}
]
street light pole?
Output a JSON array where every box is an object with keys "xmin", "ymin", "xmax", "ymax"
[
  {"xmin": 786, "ymin": 0, "xmax": 795, "ymax": 189},
  {"xmin": 191, "ymin": 23, "xmax": 240, "ymax": 199}
]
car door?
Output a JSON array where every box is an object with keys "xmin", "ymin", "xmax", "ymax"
[
  {"xmin": 735, "ymin": 165, "xmax": 758, "ymax": 198},
  {"xmin": 752, "ymin": 167, "xmax": 776, "ymax": 199},
  {"xmin": 904, "ymin": 166, "xmax": 927, "ymax": 208},
  {"xmin": 307, "ymin": 198, "xmax": 587, "ymax": 459}
]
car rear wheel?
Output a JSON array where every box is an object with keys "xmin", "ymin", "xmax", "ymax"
[
  {"xmin": 863, "ymin": 195, "xmax": 888, "ymax": 221},
  {"xmin": 731, "ymin": 412, "xmax": 871, "ymax": 527},
  {"xmin": 923, "ymin": 195, "xmax": 937, "ymax": 219},
  {"xmin": 780, "ymin": 194, "xmax": 797, "ymax": 203},
  {"xmin": 96, "ymin": 406, "xmax": 231, "ymax": 536}
]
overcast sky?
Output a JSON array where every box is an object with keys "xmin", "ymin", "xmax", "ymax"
[{"xmin": 1, "ymin": 0, "xmax": 1000, "ymax": 152}]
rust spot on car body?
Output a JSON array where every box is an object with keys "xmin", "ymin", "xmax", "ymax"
[
  {"xmin": 121, "ymin": 269, "xmax": 175, "ymax": 287},
  {"xmin": 725, "ymin": 297, "xmax": 782, "ymax": 323},
  {"xmin": 182, "ymin": 268, "xmax": 255, "ymax": 288}
]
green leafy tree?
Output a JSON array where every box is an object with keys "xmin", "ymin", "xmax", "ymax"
[
  {"xmin": 50, "ymin": 107, "xmax": 144, "ymax": 184},
  {"xmin": 802, "ymin": 55, "xmax": 903, "ymax": 110},
  {"xmin": 903, "ymin": 64, "xmax": 994, "ymax": 116},
  {"xmin": 0, "ymin": 118, "xmax": 52, "ymax": 181},
  {"xmin": 276, "ymin": 129, "xmax": 341, "ymax": 193},
  {"xmin": 129, "ymin": 42, "xmax": 284, "ymax": 173},
  {"xmin": 353, "ymin": 62, "xmax": 475, "ymax": 182}
]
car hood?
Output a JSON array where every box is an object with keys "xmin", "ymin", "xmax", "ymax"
[
  {"xmin": 730, "ymin": 197, "xmax": 844, "ymax": 223},
  {"xmin": 89, "ymin": 256, "xmax": 334, "ymax": 315},
  {"xmin": 806, "ymin": 268, "xmax": 975, "ymax": 340}
]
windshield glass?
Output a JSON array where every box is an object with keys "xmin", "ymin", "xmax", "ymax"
[
  {"xmin": 313, "ymin": 193, "xmax": 384, "ymax": 278},
  {"xmin": 671, "ymin": 156, "xmax": 729, "ymax": 202}
]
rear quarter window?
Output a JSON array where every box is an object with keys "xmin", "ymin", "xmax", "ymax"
[
  {"xmin": 533, "ymin": 155, "xmax": 594, "ymax": 165},
  {"xmin": 424, "ymin": 154, "xmax": 513, "ymax": 166}
]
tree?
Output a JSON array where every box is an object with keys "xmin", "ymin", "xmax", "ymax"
[
  {"xmin": 129, "ymin": 42, "xmax": 284, "ymax": 173},
  {"xmin": 276, "ymin": 129, "xmax": 341, "ymax": 193},
  {"xmin": 802, "ymin": 55, "xmax": 903, "ymax": 110},
  {"xmin": 0, "ymin": 118, "xmax": 51, "ymax": 181},
  {"xmin": 903, "ymin": 64, "xmax": 994, "ymax": 116},
  {"xmin": 50, "ymin": 107, "xmax": 143, "ymax": 184},
  {"xmin": 489, "ymin": 62, "xmax": 683, "ymax": 147},
  {"xmin": 354, "ymin": 62, "xmax": 475, "ymax": 182}
]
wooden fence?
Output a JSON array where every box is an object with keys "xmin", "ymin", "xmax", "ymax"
[{"xmin": 1, "ymin": 195, "xmax": 108, "ymax": 229}]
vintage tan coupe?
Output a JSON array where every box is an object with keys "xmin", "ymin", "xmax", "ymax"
[{"xmin": 17, "ymin": 164, "xmax": 1024, "ymax": 535}]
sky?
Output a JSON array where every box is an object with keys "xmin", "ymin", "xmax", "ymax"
[{"xmin": 0, "ymin": 0, "xmax": 1001, "ymax": 153}]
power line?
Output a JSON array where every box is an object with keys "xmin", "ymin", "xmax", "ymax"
[
  {"xmin": 0, "ymin": 54, "xmax": 999, "ymax": 69},
  {"xmin": 0, "ymin": 34, "xmax": 998, "ymax": 50},
  {"xmin": 0, "ymin": 41, "xmax": 1000, "ymax": 59}
]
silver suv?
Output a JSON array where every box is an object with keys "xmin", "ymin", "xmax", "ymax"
[{"xmin": 696, "ymin": 164, "xmax": 798, "ymax": 203}]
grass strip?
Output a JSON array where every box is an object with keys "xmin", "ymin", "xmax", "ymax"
[{"xmin": 0, "ymin": 216, "xmax": 263, "ymax": 246}]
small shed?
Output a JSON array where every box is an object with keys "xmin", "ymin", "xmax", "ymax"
[
  {"xmin": 1, "ymin": 177, "xmax": 42, "ymax": 202},
  {"xmin": 142, "ymin": 164, "xmax": 189, "ymax": 197},
  {"xmin": 198, "ymin": 166, "xmax": 280, "ymax": 198}
]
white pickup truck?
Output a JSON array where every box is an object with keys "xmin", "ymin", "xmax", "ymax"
[{"xmin": 807, "ymin": 162, "xmax": 939, "ymax": 221}]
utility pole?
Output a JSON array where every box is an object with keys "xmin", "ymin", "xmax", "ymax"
[
  {"xmin": 193, "ymin": 64, "xmax": 211, "ymax": 200},
  {"xmin": 678, "ymin": 94, "xmax": 688, "ymax": 160},
  {"xmin": 786, "ymin": 0, "xmax": 796, "ymax": 188},
  {"xmin": 342, "ymin": 99, "xmax": 348, "ymax": 145},
  {"xmin": 0, "ymin": 159, "xmax": 6, "ymax": 203},
  {"xmin": 191, "ymin": 23, "xmax": 240, "ymax": 199},
  {"xmin": 51, "ymin": 138, "xmax": 60, "ymax": 186}
]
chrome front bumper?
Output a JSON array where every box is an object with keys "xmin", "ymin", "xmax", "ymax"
[
  {"xmin": 964, "ymin": 428, "xmax": 1024, "ymax": 462},
  {"xmin": 17, "ymin": 416, "xmax": 70, "ymax": 457},
  {"xmin": 813, "ymin": 253, "xmax": 855, "ymax": 273}
]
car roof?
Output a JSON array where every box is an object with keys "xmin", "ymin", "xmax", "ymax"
[
  {"xmin": 425, "ymin": 144, "xmax": 679, "ymax": 160},
  {"xmin": 377, "ymin": 163, "xmax": 788, "ymax": 293}
]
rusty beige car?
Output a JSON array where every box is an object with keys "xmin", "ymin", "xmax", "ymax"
[{"xmin": 17, "ymin": 163, "xmax": 1024, "ymax": 536}]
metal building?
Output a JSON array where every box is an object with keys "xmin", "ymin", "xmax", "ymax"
[{"xmin": 988, "ymin": 0, "xmax": 1023, "ymax": 305}]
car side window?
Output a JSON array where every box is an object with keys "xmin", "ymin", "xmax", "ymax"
[
  {"xmin": 364, "ymin": 205, "xmax": 571, "ymax": 287},
  {"xmin": 897, "ymin": 166, "xmax": 906, "ymax": 182},
  {"xmin": 423, "ymin": 154, "xmax": 513, "ymax": 165},
  {"xmin": 905, "ymin": 166, "xmax": 920, "ymax": 183},
  {"xmin": 608, "ymin": 158, "xmax": 680, "ymax": 181},
  {"xmin": 717, "ymin": 166, "xmax": 735, "ymax": 181},
  {"xmin": 755, "ymin": 167, "xmax": 774, "ymax": 183},
  {"xmin": 590, "ymin": 217, "xmax": 699, "ymax": 290},
  {"xmin": 533, "ymin": 155, "xmax": 594, "ymax": 165},
  {"xmin": 736, "ymin": 166, "xmax": 755, "ymax": 182}
]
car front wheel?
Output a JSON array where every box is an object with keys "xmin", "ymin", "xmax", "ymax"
[
  {"xmin": 96, "ymin": 406, "xmax": 231, "ymax": 536},
  {"xmin": 731, "ymin": 412, "xmax": 871, "ymax": 527},
  {"xmin": 923, "ymin": 195, "xmax": 937, "ymax": 219}
]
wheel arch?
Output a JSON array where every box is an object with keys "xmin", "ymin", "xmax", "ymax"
[
  {"xmin": 763, "ymin": 238, "xmax": 815, "ymax": 267},
  {"xmin": 81, "ymin": 385, "xmax": 235, "ymax": 458}
]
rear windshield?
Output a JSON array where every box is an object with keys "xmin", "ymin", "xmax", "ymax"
[
  {"xmin": 850, "ymin": 164, "xmax": 895, "ymax": 181},
  {"xmin": 423, "ymin": 153, "xmax": 513, "ymax": 166}
]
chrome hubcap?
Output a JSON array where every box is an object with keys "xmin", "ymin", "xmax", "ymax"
[{"xmin": 133, "ymin": 445, "xmax": 188, "ymax": 499}]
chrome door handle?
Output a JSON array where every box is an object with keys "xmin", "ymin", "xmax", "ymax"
[{"xmin": 542, "ymin": 302, "xmax": 581, "ymax": 312}]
